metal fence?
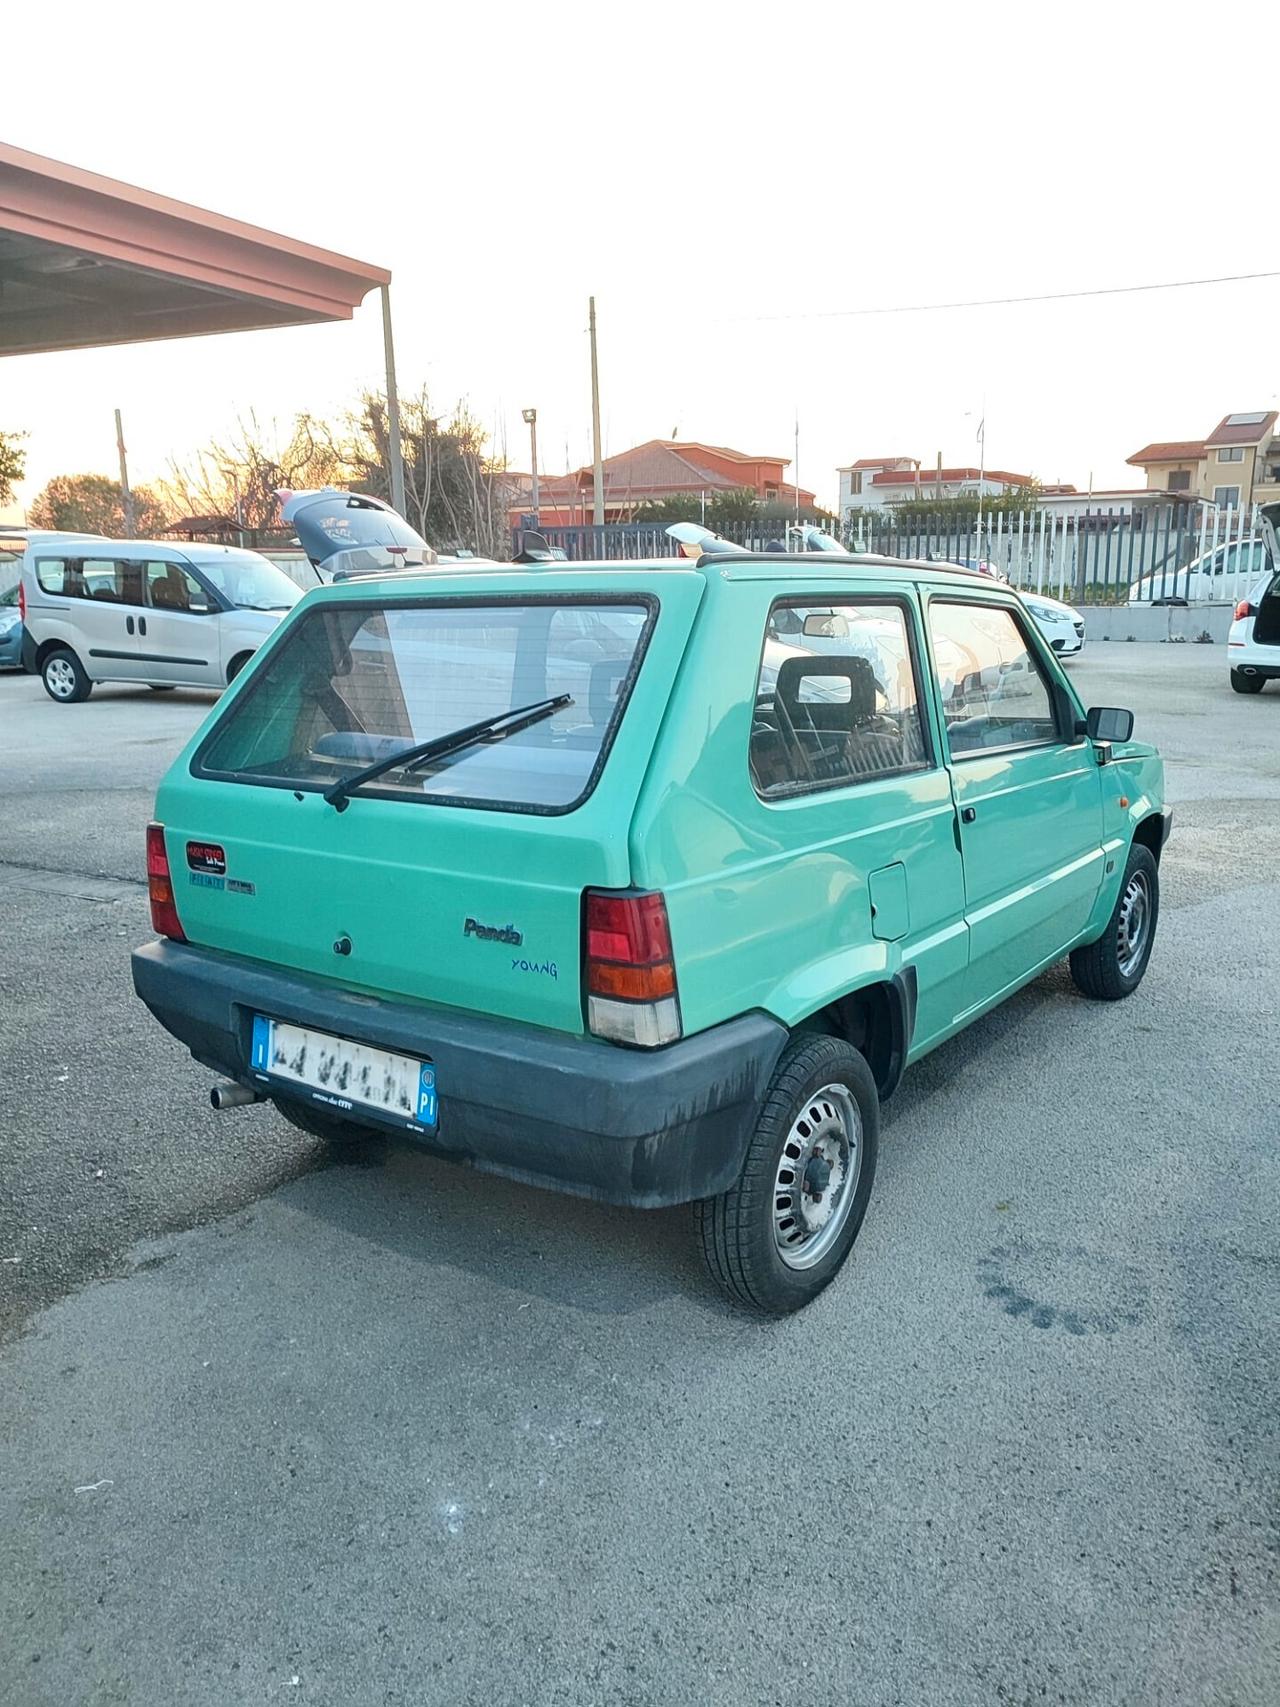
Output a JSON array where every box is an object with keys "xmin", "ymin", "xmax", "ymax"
[{"xmin": 517, "ymin": 504, "xmax": 1270, "ymax": 607}]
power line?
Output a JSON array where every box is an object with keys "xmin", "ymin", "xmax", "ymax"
[{"xmin": 723, "ymin": 268, "xmax": 1280, "ymax": 324}]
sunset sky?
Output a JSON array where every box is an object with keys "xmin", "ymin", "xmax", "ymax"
[{"xmin": 4, "ymin": 0, "xmax": 1278, "ymax": 521}]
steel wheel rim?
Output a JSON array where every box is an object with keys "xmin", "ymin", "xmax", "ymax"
[
  {"xmin": 46, "ymin": 657, "xmax": 75, "ymax": 698},
  {"xmin": 772, "ymin": 1082, "xmax": 862, "ymax": 1270},
  {"xmin": 1117, "ymin": 870, "xmax": 1151, "ymax": 977}
]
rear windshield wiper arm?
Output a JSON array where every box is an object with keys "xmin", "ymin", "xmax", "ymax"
[{"xmin": 323, "ymin": 694, "xmax": 573, "ymax": 812}]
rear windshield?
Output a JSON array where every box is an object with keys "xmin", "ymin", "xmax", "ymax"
[{"xmin": 194, "ymin": 596, "xmax": 654, "ymax": 813}]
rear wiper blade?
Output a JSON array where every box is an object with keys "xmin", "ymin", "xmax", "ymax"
[{"xmin": 323, "ymin": 694, "xmax": 573, "ymax": 812}]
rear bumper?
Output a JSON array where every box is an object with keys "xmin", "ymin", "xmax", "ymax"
[{"xmin": 132, "ymin": 939, "xmax": 789, "ymax": 1208}]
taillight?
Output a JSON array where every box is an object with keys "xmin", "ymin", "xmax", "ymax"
[
  {"xmin": 584, "ymin": 889, "xmax": 680, "ymax": 1048},
  {"xmin": 146, "ymin": 822, "xmax": 187, "ymax": 942},
  {"xmin": 18, "ymin": 581, "xmax": 26, "ymax": 622},
  {"xmin": 1234, "ymin": 598, "xmax": 1255, "ymax": 621}
]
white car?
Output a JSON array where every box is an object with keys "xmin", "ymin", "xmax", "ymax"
[
  {"xmin": 1020, "ymin": 591, "xmax": 1085, "ymax": 659},
  {"xmin": 15, "ymin": 531, "xmax": 302, "ymax": 702},
  {"xmin": 1227, "ymin": 503, "xmax": 1280, "ymax": 694},
  {"xmin": 1128, "ymin": 538, "xmax": 1271, "ymax": 606}
]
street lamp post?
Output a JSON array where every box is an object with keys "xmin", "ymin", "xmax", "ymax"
[{"xmin": 522, "ymin": 407, "xmax": 539, "ymax": 522}]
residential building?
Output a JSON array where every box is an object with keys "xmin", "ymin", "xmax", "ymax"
[
  {"xmin": 1127, "ymin": 411, "xmax": 1279, "ymax": 509},
  {"xmin": 511, "ymin": 439, "xmax": 817, "ymax": 527},
  {"xmin": 837, "ymin": 456, "xmax": 1036, "ymax": 520}
]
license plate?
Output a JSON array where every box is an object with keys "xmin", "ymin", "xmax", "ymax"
[{"xmin": 249, "ymin": 1015, "xmax": 437, "ymax": 1131}]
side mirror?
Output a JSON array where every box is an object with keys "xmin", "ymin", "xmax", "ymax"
[
  {"xmin": 1085, "ymin": 705, "xmax": 1134, "ymax": 743},
  {"xmin": 189, "ymin": 598, "xmax": 213, "ymax": 614}
]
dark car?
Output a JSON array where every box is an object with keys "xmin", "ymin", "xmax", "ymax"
[{"xmin": 0, "ymin": 576, "xmax": 23, "ymax": 669}]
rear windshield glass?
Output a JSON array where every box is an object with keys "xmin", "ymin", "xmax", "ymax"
[{"xmin": 195, "ymin": 597, "xmax": 654, "ymax": 813}]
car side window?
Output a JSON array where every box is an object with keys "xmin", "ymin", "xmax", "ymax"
[
  {"xmin": 144, "ymin": 561, "xmax": 209, "ymax": 613},
  {"xmin": 928, "ymin": 601, "xmax": 1059, "ymax": 757},
  {"xmin": 750, "ymin": 599, "xmax": 930, "ymax": 798},
  {"xmin": 35, "ymin": 557, "xmax": 67, "ymax": 595}
]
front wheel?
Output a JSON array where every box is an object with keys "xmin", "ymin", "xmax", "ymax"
[
  {"xmin": 1069, "ymin": 843, "xmax": 1159, "ymax": 1001},
  {"xmin": 1231, "ymin": 670, "xmax": 1265, "ymax": 695},
  {"xmin": 41, "ymin": 647, "xmax": 93, "ymax": 703},
  {"xmin": 695, "ymin": 1034, "xmax": 879, "ymax": 1314}
]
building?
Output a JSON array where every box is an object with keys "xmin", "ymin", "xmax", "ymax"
[
  {"xmin": 837, "ymin": 456, "xmax": 1036, "ymax": 520},
  {"xmin": 1127, "ymin": 411, "xmax": 1280, "ymax": 510},
  {"xmin": 512, "ymin": 439, "xmax": 817, "ymax": 527}
]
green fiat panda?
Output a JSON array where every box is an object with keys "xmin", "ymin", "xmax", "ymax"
[{"xmin": 133, "ymin": 547, "xmax": 1170, "ymax": 1313}]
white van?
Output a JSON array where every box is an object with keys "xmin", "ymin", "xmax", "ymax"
[{"xmin": 16, "ymin": 534, "xmax": 302, "ymax": 702}]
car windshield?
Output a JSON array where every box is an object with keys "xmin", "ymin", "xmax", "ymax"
[
  {"xmin": 191, "ymin": 551, "xmax": 303, "ymax": 611},
  {"xmin": 195, "ymin": 597, "xmax": 653, "ymax": 812}
]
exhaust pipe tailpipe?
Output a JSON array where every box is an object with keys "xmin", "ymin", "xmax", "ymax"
[{"xmin": 210, "ymin": 1080, "xmax": 261, "ymax": 1111}]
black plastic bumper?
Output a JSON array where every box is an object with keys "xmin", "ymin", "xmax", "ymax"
[{"xmin": 132, "ymin": 939, "xmax": 789, "ymax": 1208}]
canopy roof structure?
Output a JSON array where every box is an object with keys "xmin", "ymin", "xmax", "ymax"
[{"xmin": 0, "ymin": 142, "xmax": 390, "ymax": 356}]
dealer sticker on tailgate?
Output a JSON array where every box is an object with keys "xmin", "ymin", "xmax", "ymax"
[{"xmin": 250, "ymin": 1015, "xmax": 437, "ymax": 1131}]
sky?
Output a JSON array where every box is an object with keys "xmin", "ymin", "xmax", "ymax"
[{"xmin": 3, "ymin": 0, "xmax": 1279, "ymax": 522}]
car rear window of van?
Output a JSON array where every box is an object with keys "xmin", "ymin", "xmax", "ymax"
[{"xmin": 194, "ymin": 596, "xmax": 655, "ymax": 814}]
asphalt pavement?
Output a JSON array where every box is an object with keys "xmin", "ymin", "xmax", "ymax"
[{"xmin": 1, "ymin": 650, "xmax": 1277, "ymax": 1707}]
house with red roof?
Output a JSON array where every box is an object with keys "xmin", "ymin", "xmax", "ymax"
[
  {"xmin": 1127, "ymin": 412, "xmax": 1280, "ymax": 509},
  {"xmin": 509, "ymin": 439, "xmax": 817, "ymax": 527},
  {"xmin": 837, "ymin": 455, "xmax": 1036, "ymax": 519}
]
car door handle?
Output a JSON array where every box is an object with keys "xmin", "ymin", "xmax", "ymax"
[
  {"xmin": 961, "ymin": 806, "xmax": 977, "ymax": 823},
  {"xmin": 126, "ymin": 615, "xmax": 134, "ymax": 634},
  {"xmin": 138, "ymin": 616, "xmax": 147, "ymax": 637}
]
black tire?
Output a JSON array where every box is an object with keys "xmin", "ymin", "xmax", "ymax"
[
  {"xmin": 272, "ymin": 1095, "xmax": 375, "ymax": 1149},
  {"xmin": 695, "ymin": 1033, "xmax": 879, "ymax": 1315},
  {"xmin": 225, "ymin": 652, "xmax": 252, "ymax": 686},
  {"xmin": 40, "ymin": 646, "xmax": 93, "ymax": 703},
  {"xmin": 147, "ymin": 684, "xmax": 177, "ymax": 692},
  {"xmin": 1069, "ymin": 842, "xmax": 1159, "ymax": 1001},
  {"xmin": 1230, "ymin": 670, "xmax": 1265, "ymax": 695}
]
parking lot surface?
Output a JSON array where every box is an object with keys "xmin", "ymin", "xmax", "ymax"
[{"xmin": 1, "ymin": 650, "xmax": 1277, "ymax": 1706}]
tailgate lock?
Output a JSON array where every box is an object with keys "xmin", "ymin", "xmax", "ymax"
[{"xmin": 333, "ymin": 935, "xmax": 353, "ymax": 956}]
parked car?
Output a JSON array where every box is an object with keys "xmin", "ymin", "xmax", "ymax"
[
  {"xmin": 0, "ymin": 575, "xmax": 23, "ymax": 669},
  {"xmin": 17, "ymin": 535, "xmax": 302, "ymax": 702},
  {"xmin": 133, "ymin": 544, "xmax": 1170, "ymax": 1314},
  {"xmin": 1227, "ymin": 502, "xmax": 1280, "ymax": 694},
  {"xmin": 1021, "ymin": 591, "xmax": 1085, "ymax": 658},
  {"xmin": 1128, "ymin": 537, "xmax": 1271, "ymax": 606}
]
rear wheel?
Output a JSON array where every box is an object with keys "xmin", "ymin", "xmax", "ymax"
[
  {"xmin": 226, "ymin": 652, "xmax": 252, "ymax": 686},
  {"xmin": 1069, "ymin": 843, "xmax": 1159, "ymax": 1001},
  {"xmin": 272, "ymin": 1096, "xmax": 375, "ymax": 1150},
  {"xmin": 41, "ymin": 647, "xmax": 92, "ymax": 703},
  {"xmin": 695, "ymin": 1034, "xmax": 879, "ymax": 1315},
  {"xmin": 1231, "ymin": 669, "xmax": 1265, "ymax": 695}
]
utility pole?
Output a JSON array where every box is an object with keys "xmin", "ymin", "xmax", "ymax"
[
  {"xmin": 114, "ymin": 408, "xmax": 135, "ymax": 538},
  {"xmin": 935, "ymin": 450, "xmax": 943, "ymax": 502},
  {"xmin": 522, "ymin": 408, "xmax": 540, "ymax": 521},
  {"xmin": 589, "ymin": 296, "xmax": 604, "ymax": 527},
  {"xmin": 380, "ymin": 284, "xmax": 407, "ymax": 519},
  {"xmin": 794, "ymin": 412, "xmax": 801, "ymax": 528}
]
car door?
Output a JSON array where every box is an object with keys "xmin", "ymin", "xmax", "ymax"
[
  {"xmin": 63, "ymin": 555, "xmax": 146, "ymax": 680},
  {"xmin": 737, "ymin": 587, "xmax": 970, "ymax": 1055},
  {"xmin": 925, "ymin": 593, "xmax": 1105, "ymax": 1015},
  {"xmin": 139, "ymin": 559, "xmax": 222, "ymax": 684}
]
